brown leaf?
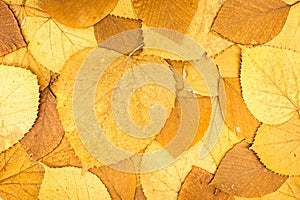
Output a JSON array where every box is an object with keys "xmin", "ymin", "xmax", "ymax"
[
  {"xmin": 134, "ymin": 185, "xmax": 147, "ymax": 200},
  {"xmin": 132, "ymin": 0, "xmax": 198, "ymax": 33},
  {"xmin": 41, "ymin": 137, "xmax": 82, "ymax": 168},
  {"xmin": 21, "ymin": 87, "xmax": 64, "ymax": 161},
  {"xmin": 90, "ymin": 165, "xmax": 137, "ymax": 200},
  {"xmin": 0, "ymin": 1, "xmax": 26, "ymax": 56},
  {"xmin": 178, "ymin": 166, "xmax": 233, "ymax": 200},
  {"xmin": 0, "ymin": 143, "xmax": 45, "ymax": 200},
  {"xmin": 211, "ymin": 0, "xmax": 290, "ymax": 44},
  {"xmin": 218, "ymin": 78, "xmax": 261, "ymax": 142},
  {"xmin": 38, "ymin": 0, "xmax": 118, "ymax": 28},
  {"xmin": 94, "ymin": 15, "xmax": 143, "ymax": 54},
  {"xmin": 211, "ymin": 141, "xmax": 288, "ymax": 197}
]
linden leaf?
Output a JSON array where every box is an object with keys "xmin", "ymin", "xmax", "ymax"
[
  {"xmin": 267, "ymin": 3, "xmax": 300, "ymax": 52},
  {"xmin": 0, "ymin": 1, "xmax": 26, "ymax": 56},
  {"xmin": 21, "ymin": 13, "xmax": 97, "ymax": 72},
  {"xmin": 252, "ymin": 116, "xmax": 300, "ymax": 176},
  {"xmin": 90, "ymin": 166, "xmax": 137, "ymax": 200},
  {"xmin": 219, "ymin": 78, "xmax": 261, "ymax": 142},
  {"xmin": 0, "ymin": 143, "xmax": 45, "ymax": 200},
  {"xmin": 156, "ymin": 95, "xmax": 212, "ymax": 149},
  {"xmin": 41, "ymin": 137, "xmax": 82, "ymax": 168},
  {"xmin": 234, "ymin": 177, "xmax": 300, "ymax": 200},
  {"xmin": 94, "ymin": 15, "xmax": 143, "ymax": 54},
  {"xmin": 131, "ymin": 0, "xmax": 198, "ymax": 33},
  {"xmin": 0, "ymin": 64, "xmax": 39, "ymax": 152},
  {"xmin": 0, "ymin": 47, "xmax": 51, "ymax": 90},
  {"xmin": 211, "ymin": 141, "xmax": 288, "ymax": 197},
  {"xmin": 140, "ymin": 141, "xmax": 216, "ymax": 199},
  {"xmin": 211, "ymin": 0, "xmax": 290, "ymax": 44},
  {"xmin": 241, "ymin": 46, "xmax": 300, "ymax": 125},
  {"xmin": 38, "ymin": 0, "xmax": 118, "ymax": 28},
  {"xmin": 213, "ymin": 45, "xmax": 241, "ymax": 78},
  {"xmin": 38, "ymin": 166, "xmax": 111, "ymax": 200},
  {"xmin": 20, "ymin": 86, "xmax": 64, "ymax": 161},
  {"xmin": 178, "ymin": 166, "xmax": 233, "ymax": 200}
]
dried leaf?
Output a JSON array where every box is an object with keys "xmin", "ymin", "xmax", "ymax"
[
  {"xmin": 241, "ymin": 46, "xmax": 300, "ymax": 125},
  {"xmin": 211, "ymin": 141, "xmax": 288, "ymax": 197},
  {"xmin": 134, "ymin": 185, "xmax": 147, "ymax": 200},
  {"xmin": 38, "ymin": 0, "xmax": 118, "ymax": 28},
  {"xmin": 21, "ymin": 87, "xmax": 64, "ymax": 161},
  {"xmin": 140, "ymin": 141, "xmax": 216, "ymax": 199},
  {"xmin": 0, "ymin": 47, "xmax": 51, "ymax": 90},
  {"xmin": 132, "ymin": 0, "xmax": 198, "ymax": 33},
  {"xmin": 219, "ymin": 78, "xmax": 261, "ymax": 142},
  {"xmin": 252, "ymin": 115, "xmax": 300, "ymax": 175},
  {"xmin": 0, "ymin": 1, "xmax": 26, "ymax": 56},
  {"xmin": 90, "ymin": 166, "xmax": 137, "ymax": 200},
  {"xmin": 21, "ymin": 12, "xmax": 97, "ymax": 72},
  {"xmin": 0, "ymin": 64, "xmax": 39, "ymax": 152},
  {"xmin": 111, "ymin": 0, "xmax": 139, "ymax": 19},
  {"xmin": 178, "ymin": 166, "xmax": 233, "ymax": 200},
  {"xmin": 213, "ymin": 45, "xmax": 241, "ymax": 78},
  {"xmin": 38, "ymin": 166, "xmax": 111, "ymax": 200},
  {"xmin": 0, "ymin": 143, "xmax": 45, "ymax": 200},
  {"xmin": 41, "ymin": 137, "xmax": 82, "ymax": 168},
  {"xmin": 211, "ymin": 0, "xmax": 290, "ymax": 44},
  {"xmin": 94, "ymin": 15, "xmax": 143, "ymax": 54}
]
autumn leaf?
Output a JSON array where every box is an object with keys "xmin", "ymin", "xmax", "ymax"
[
  {"xmin": 90, "ymin": 165, "xmax": 137, "ymax": 200},
  {"xmin": 0, "ymin": 1, "xmax": 26, "ymax": 56},
  {"xmin": 20, "ymin": 10, "xmax": 97, "ymax": 72},
  {"xmin": 211, "ymin": 141, "xmax": 288, "ymax": 197},
  {"xmin": 213, "ymin": 45, "xmax": 241, "ymax": 78},
  {"xmin": 94, "ymin": 15, "xmax": 143, "ymax": 54},
  {"xmin": 0, "ymin": 47, "xmax": 52, "ymax": 90},
  {"xmin": 252, "ymin": 115, "xmax": 300, "ymax": 176},
  {"xmin": 132, "ymin": 0, "xmax": 198, "ymax": 33},
  {"xmin": 20, "ymin": 86, "xmax": 64, "ymax": 161},
  {"xmin": 178, "ymin": 166, "xmax": 233, "ymax": 200},
  {"xmin": 0, "ymin": 143, "xmax": 45, "ymax": 200},
  {"xmin": 38, "ymin": 166, "xmax": 111, "ymax": 200},
  {"xmin": 111, "ymin": 0, "xmax": 139, "ymax": 19},
  {"xmin": 0, "ymin": 64, "xmax": 39, "ymax": 152},
  {"xmin": 219, "ymin": 78, "xmax": 261, "ymax": 142},
  {"xmin": 211, "ymin": 0, "xmax": 291, "ymax": 44},
  {"xmin": 41, "ymin": 137, "xmax": 82, "ymax": 168},
  {"xmin": 241, "ymin": 46, "xmax": 300, "ymax": 125},
  {"xmin": 38, "ymin": 0, "xmax": 118, "ymax": 28}
]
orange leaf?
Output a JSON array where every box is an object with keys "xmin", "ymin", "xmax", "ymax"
[
  {"xmin": 178, "ymin": 166, "xmax": 233, "ymax": 200},
  {"xmin": 38, "ymin": 0, "xmax": 118, "ymax": 28},
  {"xmin": 0, "ymin": 1, "xmax": 26, "ymax": 56},
  {"xmin": 21, "ymin": 87, "xmax": 64, "ymax": 161},
  {"xmin": 219, "ymin": 78, "xmax": 261, "ymax": 142},
  {"xmin": 0, "ymin": 143, "xmax": 45, "ymax": 199},
  {"xmin": 211, "ymin": 141, "xmax": 287, "ymax": 197},
  {"xmin": 94, "ymin": 15, "xmax": 143, "ymax": 54},
  {"xmin": 211, "ymin": 0, "xmax": 290, "ymax": 44},
  {"xmin": 132, "ymin": 0, "xmax": 198, "ymax": 33},
  {"xmin": 90, "ymin": 166, "xmax": 137, "ymax": 200}
]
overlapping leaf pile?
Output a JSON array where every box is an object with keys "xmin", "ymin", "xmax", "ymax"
[{"xmin": 0, "ymin": 0, "xmax": 300, "ymax": 199}]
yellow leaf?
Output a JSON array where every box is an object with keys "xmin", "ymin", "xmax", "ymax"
[
  {"xmin": 241, "ymin": 46, "xmax": 300, "ymax": 125},
  {"xmin": 21, "ymin": 13, "xmax": 97, "ymax": 72},
  {"xmin": 267, "ymin": 3, "xmax": 300, "ymax": 52},
  {"xmin": 0, "ymin": 64, "xmax": 39, "ymax": 152},
  {"xmin": 213, "ymin": 45, "xmax": 241, "ymax": 78},
  {"xmin": 111, "ymin": 0, "xmax": 139, "ymax": 19},
  {"xmin": 132, "ymin": 0, "xmax": 198, "ymax": 33},
  {"xmin": 38, "ymin": 0, "xmax": 118, "ymax": 28},
  {"xmin": 0, "ymin": 143, "xmax": 45, "ymax": 200},
  {"xmin": 252, "ymin": 115, "xmax": 300, "ymax": 175},
  {"xmin": 38, "ymin": 166, "xmax": 111, "ymax": 200},
  {"xmin": 140, "ymin": 141, "xmax": 216, "ymax": 199},
  {"xmin": 211, "ymin": 0, "xmax": 291, "ymax": 44}
]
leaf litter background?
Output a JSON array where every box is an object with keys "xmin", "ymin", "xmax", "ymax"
[{"xmin": 0, "ymin": 0, "xmax": 300, "ymax": 199}]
